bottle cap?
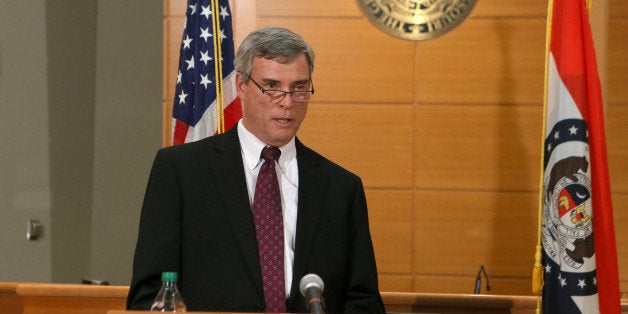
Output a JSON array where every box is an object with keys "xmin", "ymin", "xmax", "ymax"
[{"xmin": 161, "ymin": 272, "xmax": 178, "ymax": 282}]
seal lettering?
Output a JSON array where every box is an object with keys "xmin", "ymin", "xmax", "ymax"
[{"xmin": 357, "ymin": 0, "xmax": 477, "ymax": 41}]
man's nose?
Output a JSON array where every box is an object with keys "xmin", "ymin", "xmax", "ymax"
[{"xmin": 278, "ymin": 93, "xmax": 294, "ymax": 108}]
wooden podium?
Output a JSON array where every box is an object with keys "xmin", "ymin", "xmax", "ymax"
[
  {"xmin": 381, "ymin": 292, "xmax": 537, "ymax": 313},
  {"xmin": 0, "ymin": 282, "xmax": 127, "ymax": 314},
  {"xmin": 2, "ymin": 282, "xmax": 628, "ymax": 313},
  {"xmin": 106, "ymin": 292, "xmax": 539, "ymax": 313}
]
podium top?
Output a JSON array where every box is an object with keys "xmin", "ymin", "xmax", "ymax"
[{"xmin": 1, "ymin": 282, "xmax": 129, "ymax": 298}]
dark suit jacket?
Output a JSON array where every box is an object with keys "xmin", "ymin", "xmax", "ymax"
[{"xmin": 127, "ymin": 127, "xmax": 385, "ymax": 313}]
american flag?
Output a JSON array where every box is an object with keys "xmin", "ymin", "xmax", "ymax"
[
  {"xmin": 538, "ymin": 0, "xmax": 620, "ymax": 312},
  {"xmin": 172, "ymin": 0, "xmax": 241, "ymax": 145}
]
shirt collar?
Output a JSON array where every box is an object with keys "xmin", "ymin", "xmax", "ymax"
[{"xmin": 237, "ymin": 120, "xmax": 296, "ymax": 172}]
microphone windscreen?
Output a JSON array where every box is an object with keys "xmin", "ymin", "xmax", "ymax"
[{"xmin": 299, "ymin": 273, "xmax": 324, "ymax": 296}]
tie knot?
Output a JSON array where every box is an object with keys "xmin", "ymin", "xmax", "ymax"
[{"xmin": 261, "ymin": 146, "xmax": 281, "ymax": 162}]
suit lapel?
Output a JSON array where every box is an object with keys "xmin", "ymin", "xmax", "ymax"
[
  {"xmin": 291, "ymin": 139, "xmax": 327, "ymax": 296},
  {"xmin": 207, "ymin": 128, "xmax": 264, "ymax": 294}
]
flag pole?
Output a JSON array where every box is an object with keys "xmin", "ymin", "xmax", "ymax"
[
  {"xmin": 211, "ymin": 0, "xmax": 225, "ymax": 134},
  {"xmin": 532, "ymin": 1, "xmax": 554, "ymax": 313}
]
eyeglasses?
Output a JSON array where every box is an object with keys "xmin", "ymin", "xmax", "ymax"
[{"xmin": 249, "ymin": 77, "xmax": 315, "ymax": 103}]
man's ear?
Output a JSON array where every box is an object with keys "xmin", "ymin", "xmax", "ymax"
[{"xmin": 235, "ymin": 73, "xmax": 246, "ymax": 96}]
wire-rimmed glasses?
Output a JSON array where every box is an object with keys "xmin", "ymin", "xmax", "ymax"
[{"xmin": 249, "ymin": 77, "xmax": 314, "ymax": 103}]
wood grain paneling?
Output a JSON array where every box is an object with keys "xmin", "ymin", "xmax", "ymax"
[
  {"xmin": 162, "ymin": 101, "xmax": 173, "ymax": 147},
  {"xmin": 608, "ymin": 18, "xmax": 628, "ymax": 105},
  {"xmin": 414, "ymin": 104, "xmax": 543, "ymax": 191},
  {"xmin": 472, "ymin": 1, "xmax": 547, "ymax": 17},
  {"xmin": 257, "ymin": 18, "xmax": 416, "ymax": 104},
  {"xmin": 165, "ymin": 0, "xmax": 186, "ymax": 17},
  {"xmin": 615, "ymin": 193, "xmax": 628, "ymax": 293},
  {"xmin": 298, "ymin": 104, "xmax": 414, "ymax": 189},
  {"xmin": 416, "ymin": 19, "xmax": 546, "ymax": 105},
  {"xmin": 413, "ymin": 190, "xmax": 538, "ymax": 278},
  {"xmin": 379, "ymin": 274, "xmax": 413, "ymax": 293},
  {"xmin": 608, "ymin": 106, "xmax": 628, "ymax": 193},
  {"xmin": 164, "ymin": 16, "xmax": 185, "ymax": 102},
  {"xmin": 610, "ymin": 0, "xmax": 628, "ymax": 18},
  {"xmin": 366, "ymin": 189, "xmax": 413, "ymax": 274},
  {"xmin": 412, "ymin": 275, "xmax": 533, "ymax": 296},
  {"xmin": 259, "ymin": 0, "xmax": 362, "ymax": 17}
]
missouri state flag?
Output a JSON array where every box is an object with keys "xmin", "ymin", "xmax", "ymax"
[
  {"xmin": 539, "ymin": 0, "xmax": 620, "ymax": 313},
  {"xmin": 172, "ymin": 0, "xmax": 242, "ymax": 145}
]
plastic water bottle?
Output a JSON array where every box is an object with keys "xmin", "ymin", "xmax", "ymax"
[{"xmin": 150, "ymin": 272, "xmax": 187, "ymax": 312}]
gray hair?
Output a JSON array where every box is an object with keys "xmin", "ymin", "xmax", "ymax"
[{"xmin": 234, "ymin": 27, "xmax": 315, "ymax": 81}]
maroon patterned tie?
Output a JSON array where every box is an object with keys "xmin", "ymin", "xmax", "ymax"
[{"xmin": 252, "ymin": 146, "xmax": 286, "ymax": 312}]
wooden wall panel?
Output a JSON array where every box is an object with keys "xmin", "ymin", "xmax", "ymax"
[
  {"xmin": 379, "ymin": 274, "xmax": 413, "ymax": 292},
  {"xmin": 165, "ymin": 0, "xmax": 186, "ymax": 17},
  {"xmin": 413, "ymin": 276, "xmax": 477, "ymax": 294},
  {"xmin": 416, "ymin": 19, "xmax": 546, "ymax": 105},
  {"xmin": 414, "ymin": 105, "xmax": 543, "ymax": 191},
  {"xmin": 412, "ymin": 276, "xmax": 532, "ymax": 295},
  {"xmin": 414, "ymin": 191, "xmax": 538, "ymax": 278},
  {"xmin": 366, "ymin": 189, "xmax": 413, "ymax": 274},
  {"xmin": 472, "ymin": 1, "xmax": 546, "ymax": 17},
  {"xmin": 257, "ymin": 18, "xmax": 416, "ymax": 104},
  {"xmin": 610, "ymin": 0, "xmax": 628, "ymax": 17},
  {"xmin": 164, "ymin": 16, "xmax": 185, "ymax": 103},
  {"xmin": 258, "ymin": 0, "xmax": 362, "ymax": 17},
  {"xmin": 615, "ymin": 193, "xmax": 628, "ymax": 293},
  {"xmin": 298, "ymin": 104, "xmax": 414, "ymax": 189},
  {"xmin": 607, "ymin": 18, "xmax": 628, "ymax": 105},
  {"xmin": 608, "ymin": 106, "xmax": 628, "ymax": 192}
]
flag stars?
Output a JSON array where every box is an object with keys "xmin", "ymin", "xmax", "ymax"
[
  {"xmin": 178, "ymin": 90, "xmax": 188, "ymax": 105},
  {"xmin": 176, "ymin": 70, "xmax": 182, "ymax": 84},
  {"xmin": 200, "ymin": 50, "xmax": 212, "ymax": 65},
  {"xmin": 545, "ymin": 264, "xmax": 552, "ymax": 273},
  {"xmin": 220, "ymin": 5, "xmax": 230, "ymax": 20},
  {"xmin": 569, "ymin": 125, "xmax": 578, "ymax": 135},
  {"xmin": 577, "ymin": 279, "xmax": 586, "ymax": 289},
  {"xmin": 200, "ymin": 5, "xmax": 212, "ymax": 20},
  {"xmin": 182, "ymin": 34, "xmax": 193, "ymax": 49},
  {"xmin": 185, "ymin": 56, "xmax": 195, "ymax": 70},
  {"xmin": 220, "ymin": 29, "xmax": 227, "ymax": 42},
  {"xmin": 200, "ymin": 27, "xmax": 212, "ymax": 42},
  {"xmin": 200, "ymin": 74, "xmax": 212, "ymax": 89},
  {"xmin": 558, "ymin": 274, "xmax": 567, "ymax": 287},
  {"xmin": 188, "ymin": 4, "xmax": 196, "ymax": 15},
  {"xmin": 553, "ymin": 130, "xmax": 560, "ymax": 140}
]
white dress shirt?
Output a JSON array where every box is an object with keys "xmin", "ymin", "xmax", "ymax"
[{"xmin": 237, "ymin": 120, "xmax": 299, "ymax": 297}]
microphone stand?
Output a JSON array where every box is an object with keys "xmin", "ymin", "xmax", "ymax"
[{"xmin": 474, "ymin": 265, "xmax": 491, "ymax": 294}]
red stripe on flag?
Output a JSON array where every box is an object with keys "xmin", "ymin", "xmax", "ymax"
[
  {"xmin": 223, "ymin": 97, "xmax": 242, "ymax": 132},
  {"xmin": 173, "ymin": 120, "xmax": 190, "ymax": 146},
  {"xmin": 550, "ymin": 1, "xmax": 589, "ymax": 120},
  {"xmin": 580, "ymin": 3, "xmax": 621, "ymax": 312}
]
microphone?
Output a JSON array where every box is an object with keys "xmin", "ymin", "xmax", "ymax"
[
  {"xmin": 299, "ymin": 273, "xmax": 325, "ymax": 314},
  {"xmin": 474, "ymin": 265, "xmax": 491, "ymax": 294}
]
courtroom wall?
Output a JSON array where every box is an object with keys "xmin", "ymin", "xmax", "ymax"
[{"xmin": 163, "ymin": 0, "xmax": 628, "ymax": 295}]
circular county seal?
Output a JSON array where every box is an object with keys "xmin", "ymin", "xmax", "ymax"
[
  {"xmin": 356, "ymin": 0, "xmax": 477, "ymax": 41},
  {"xmin": 543, "ymin": 172, "xmax": 594, "ymax": 270}
]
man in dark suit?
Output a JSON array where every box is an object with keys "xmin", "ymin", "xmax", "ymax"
[{"xmin": 127, "ymin": 27, "xmax": 385, "ymax": 313}]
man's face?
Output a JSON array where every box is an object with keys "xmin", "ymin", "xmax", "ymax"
[{"xmin": 237, "ymin": 53, "xmax": 311, "ymax": 148}]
